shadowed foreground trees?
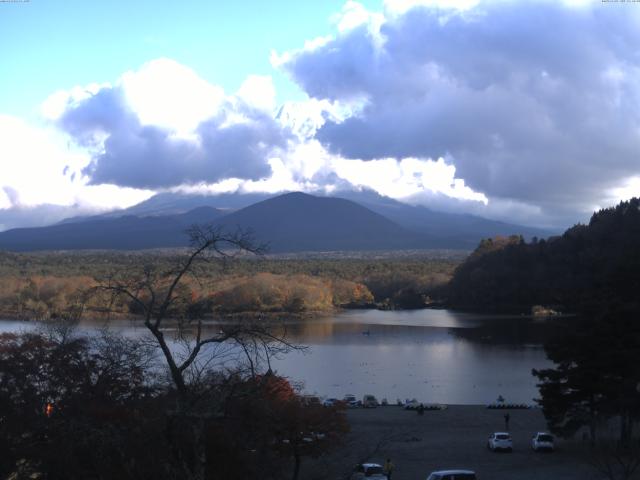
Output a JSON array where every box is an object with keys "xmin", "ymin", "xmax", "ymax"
[
  {"xmin": 0, "ymin": 330, "xmax": 348, "ymax": 480},
  {"xmin": 209, "ymin": 373, "xmax": 349, "ymax": 480},
  {"xmin": 533, "ymin": 307, "xmax": 640, "ymax": 480},
  {"xmin": 0, "ymin": 331, "xmax": 166, "ymax": 479},
  {"xmin": 588, "ymin": 440, "xmax": 640, "ymax": 480}
]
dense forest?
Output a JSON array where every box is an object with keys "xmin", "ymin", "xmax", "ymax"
[
  {"xmin": 4, "ymin": 198, "xmax": 639, "ymax": 318},
  {"xmin": 0, "ymin": 251, "xmax": 460, "ymax": 319},
  {"xmin": 446, "ymin": 198, "xmax": 640, "ymax": 314}
]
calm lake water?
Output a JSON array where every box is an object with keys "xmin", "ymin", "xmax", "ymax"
[{"xmin": 0, "ymin": 309, "xmax": 564, "ymax": 405}]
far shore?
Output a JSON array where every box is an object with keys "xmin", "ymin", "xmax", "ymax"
[{"xmin": 0, "ymin": 304, "xmax": 579, "ymax": 325}]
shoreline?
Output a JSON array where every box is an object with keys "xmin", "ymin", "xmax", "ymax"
[{"xmin": 0, "ymin": 304, "xmax": 578, "ymax": 324}]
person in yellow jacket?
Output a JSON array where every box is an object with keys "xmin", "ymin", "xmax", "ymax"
[{"xmin": 383, "ymin": 458, "xmax": 395, "ymax": 479}]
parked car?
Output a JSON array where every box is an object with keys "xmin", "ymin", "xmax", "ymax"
[
  {"xmin": 531, "ymin": 432, "xmax": 555, "ymax": 452},
  {"xmin": 302, "ymin": 431, "xmax": 326, "ymax": 443},
  {"xmin": 343, "ymin": 394, "xmax": 360, "ymax": 408},
  {"xmin": 362, "ymin": 394, "xmax": 379, "ymax": 408},
  {"xmin": 351, "ymin": 463, "xmax": 387, "ymax": 479},
  {"xmin": 301, "ymin": 395, "xmax": 321, "ymax": 406},
  {"xmin": 404, "ymin": 399, "xmax": 421, "ymax": 410},
  {"xmin": 427, "ymin": 470, "xmax": 477, "ymax": 480},
  {"xmin": 487, "ymin": 432, "xmax": 513, "ymax": 452},
  {"xmin": 323, "ymin": 398, "xmax": 339, "ymax": 407}
]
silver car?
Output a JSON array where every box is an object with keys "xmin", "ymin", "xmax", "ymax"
[
  {"xmin": 487, "ymin": 432, "xmax": 513, "ymax": 452},
  {"xmin": 531, "ymin": 432, "xmax": 555, "ymax": 452},
  {"xmin": 427, "ymin": 470, "xmax": 477, "ymax": 480},
  {"xmin": 351, "ymin": 463, "xmax": 388, "ymax": 479}
]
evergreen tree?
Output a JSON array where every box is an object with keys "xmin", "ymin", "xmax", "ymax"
[{"xmin": 533, "ymin": 307, "xmax": 640, "ymax": 443}]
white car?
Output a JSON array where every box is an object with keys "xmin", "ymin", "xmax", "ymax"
[
  {"xmin": 487, "ymin": 432, "xmax": 513, "ymax": 452},
  {"xmin": 531, "ymin": 432, "xmax": 555, "ymax": 452},
  {"xmin": 322, "ymin": 398, "xmax": 339, "ymax": 407},
  {"xmin": 427, "ymin": 470, "xmax": 477, "ymax": 480},
  {"xmin": 404, "ymin": 399, "xmax": 421, "ymax": 410},
  {"xmin": 351, "ymin": 463, "xmax": 388, "ymax": 479},
  {"xmin": 343, "ymin": 394, "xmax": 360, "ymax": 408}
]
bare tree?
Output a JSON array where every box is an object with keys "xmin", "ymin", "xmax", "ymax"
[{"xmin": 95, "ymin": 224, "xmax": 301, "ymax": 479}]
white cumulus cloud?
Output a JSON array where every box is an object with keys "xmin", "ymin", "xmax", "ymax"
[
  {"xmin": 280, "ymin": 0, "xmax": 640, "ymax": 226},
  {"xmin": 120, "ymin": 58, "xmax": 225, "ymax": 136}
]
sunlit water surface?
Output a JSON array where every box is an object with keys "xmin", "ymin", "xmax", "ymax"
[{"xmin": 1, "ymin": 309, "xmax": 567, "ymax": 404}]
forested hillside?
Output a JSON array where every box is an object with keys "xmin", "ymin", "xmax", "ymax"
[
  {"xmin": 0, "ymin": 252, "xmax": 458, "ymax": 319},
  {"xmin": 446, "ymin": 198, "xmax": 640, "ymax": 313}
]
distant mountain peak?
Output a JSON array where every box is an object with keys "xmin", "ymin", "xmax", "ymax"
[{"xmin": 0, "ymin": 190, "xmax": 555, "ymax": 252}]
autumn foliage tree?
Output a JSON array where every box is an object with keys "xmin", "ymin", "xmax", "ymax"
[
  {"xmin": 208, "ymin": 372, "xmax": 349, "ymax": 480},
  {"xmin": 0, "ymin": 329, "xmax": 347, "ymax": 480},
  {"xmin": 211, "ymin": 273, "xmax": 373, "ymax": 313},
  {"xmin": 0, "ymin": 331, "xmax": 164, "ymax": 479}
]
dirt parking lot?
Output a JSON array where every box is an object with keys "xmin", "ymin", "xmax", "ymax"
[{"xmin": 305, "ymin": 405, "xmax": 597, "ymax": 480}]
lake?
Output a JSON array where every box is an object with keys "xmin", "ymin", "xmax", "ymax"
[{"xmin": 0, "ymin": 309, "xmax": 564, "ymax": 405}]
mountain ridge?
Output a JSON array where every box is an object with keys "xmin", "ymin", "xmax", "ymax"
[
  {"xmin": 0, "ymin": 192, "xmax": 553, "ymax": 252},
  {"xmin": 208, "ymin": 192, "xmax": 424, "ymax": 252}
]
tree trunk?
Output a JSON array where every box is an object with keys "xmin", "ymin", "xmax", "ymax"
[
  {"xmin": 620, "ymin": 411, "xmax": 632, "ymax": 447},
  {"xmin": 147, "ymin": 323, "xmax": 188, "ymax": 395},
  {"xmin": 191, "ymin": 416, "xmax": 206, "ymax": 480},
  {"xmin": 166, "ymin": 412, "xmax": 207, "ymax": 480},
  {"xmin": 589, "ymin": 399, "xmax": 598, "ymax": 446},
  {"xmin": 291, "ymin": 449, "xmax": 301, "ymax": 480}
]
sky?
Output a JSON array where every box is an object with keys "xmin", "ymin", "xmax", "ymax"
[{"xmin": 1, "ymin": 0, "xmax": 639, "ymax": 231}]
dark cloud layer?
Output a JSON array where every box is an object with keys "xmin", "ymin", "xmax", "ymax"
[
  {"xmin": 283, "ymin": 2, "xmax": 640, "ymax": 215},
  {"xmin": 58, "ymin": 87, "xmax": 289, "ymax": 189}
]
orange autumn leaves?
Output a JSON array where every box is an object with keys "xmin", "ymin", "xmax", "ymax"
[
  {"xmin": 0, "ymin": 275, "xmax": 95, "ymax": 319},
  {"xmin": 0, "ymin": 272, "xmax": 373, "ymax": 319},
  {"xmin": 210, "ymin": 273, "xmax": 373, "ymax": 313}
]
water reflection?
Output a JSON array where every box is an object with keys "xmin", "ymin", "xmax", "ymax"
[
  {"xmin": 0, "ymin": 309, "xmax": 570, "ymax": 404},
  {"xmin": 266, "ymin": 310, "xmax": 560, "ymax": 405}
]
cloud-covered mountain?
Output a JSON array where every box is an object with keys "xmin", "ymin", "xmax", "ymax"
[
  {"xmin": 2, "ymin": 3, "xmax": 640, "ymax": 233},
  {"xmin": 0, "ymin": 207, "xmax": 225, "ymax": 251},
  {"xmin": 279, "ymin": 1, "xmax": 640, "ymax": 223},
  {"xmin": 125, "ymin": 189, "xmax": 555, "ymax": 246},
  {"xmin": 0, "ymin": 192, "xmax": 552, "ymax": 252},
  {"xmin": 332, "ymin": 189, "xmax": 554, "ymax": 248},
  {"xmin": 116, "ymin": 191, "xmax": 272, "ymax": 217},
  {"xmin": 0, "ymin": 193, "xmax": 417, "ymax": 252}
]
